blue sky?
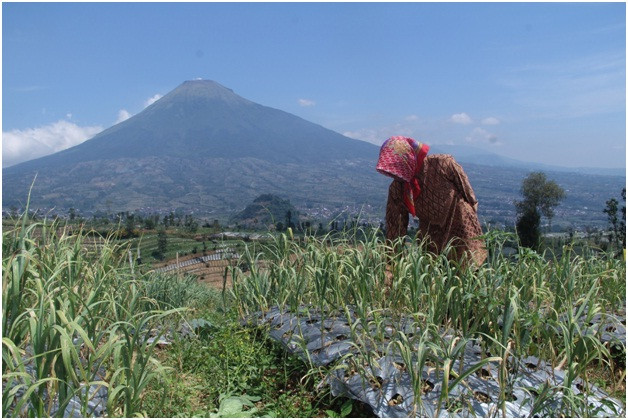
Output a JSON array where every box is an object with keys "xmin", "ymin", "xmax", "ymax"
[{"xmin": 2, "ymin": 2, "xmax": 626, "ymax": 169}]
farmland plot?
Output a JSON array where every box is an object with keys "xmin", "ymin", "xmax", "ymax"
[
  {"xmin": 2, "ymin": 214, "xmax": 625, "ymax": 418},
  {"xmin": 151, "ymin": 248, "xmax": 240, "ymax": 286},
  {"xmin": 230, "ymin": 230, "xmax": 626, "ymax": 417}
]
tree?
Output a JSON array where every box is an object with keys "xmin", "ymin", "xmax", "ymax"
[
  {"xmin": 124, "ymin": 213, "xmax": 136, "ymax": 236},
  {"xmin": 515, "ymin": 172, "xmax": 566, "ymax": 249},
  {"xmin": 184, "ymin": 214, "xmax": 199, "ymax": 233},
  {"xmin": 144, "ymin": 216, "xmax": 157, "ymax": 230},
  {"xmin": 516, "ymin": 207, "xmax": 541, "ymax": 249},
  {"xmin": 285, "ymin": 210, "xmax": 294, "ymax": 231},
  {"xmin": 163, "ymin": 212, "xmax": 176, "ymax": 228},
  {"xmin": 516, "ymin": 172, "xmax": 566, "ymax": 225},
  {"xmin": 153, "ymin": 229, "xmax": 168, "ymax": 260},
  {"xmin": 604, "ymin": 188, "xmax": 626, "ymax": 249}
]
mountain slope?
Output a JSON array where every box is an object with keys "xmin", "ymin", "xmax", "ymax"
[
  {"xmin": 6, "ymin": 80, "xmax": 375, "ymax": 172},
  {"xmin": 2, "ymin": 80, "xmax": 385, "ymax": 214}
]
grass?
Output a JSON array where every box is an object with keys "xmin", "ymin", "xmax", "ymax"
[
  {"xmin": 140, "ymin": 313, "xmax": 370, "ymax": 417},
  {"xmin": 2, "ymin": 206, "xmax": 625, "ymax": 417}
]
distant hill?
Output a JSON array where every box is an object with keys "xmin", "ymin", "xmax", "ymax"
[
  {"xmin": 231, "ymin": 194, "xmax": 299, "ymax": 228},
  {"xmin": 428, "ymin": 144, "xmax": 625, "ymax": 177},
  {"xmin": 2, "ymin": 79, "xmax": 624, "ymax": 230}
]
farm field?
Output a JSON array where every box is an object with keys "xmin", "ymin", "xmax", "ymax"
[
  {"xmin": 4, "ymin": 4, "xmax": 626, "ymax": 418},
  {"xmin": 2, "ymin": 215, "xmax": 626, "ymax": 418},
  {"xmin": 151, "ymin": 249, "xmax": 240, "ymax": 289}
]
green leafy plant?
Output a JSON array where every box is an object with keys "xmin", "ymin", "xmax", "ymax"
[{"xmin": 210, "ymin": 393, "xmax": 262, "ymax": 418}]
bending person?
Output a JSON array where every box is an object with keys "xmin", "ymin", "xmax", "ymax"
[{"xmin": 376, "ymin": 136, "xmax": 487, "ymax": 266}]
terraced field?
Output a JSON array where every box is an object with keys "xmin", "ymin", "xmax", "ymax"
[{"xmin": 151, "ymin": 248, "xmax": 241, "ymax": 288}]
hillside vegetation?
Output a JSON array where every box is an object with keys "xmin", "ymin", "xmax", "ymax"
[{"xmin": 231, "ymin": 193, "xmax": 299, "ymax": 228}]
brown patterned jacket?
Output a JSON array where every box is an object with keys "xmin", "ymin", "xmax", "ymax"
[{"xmin": 385, "ymin": 154, "xmax": 487, "ymax": 266}]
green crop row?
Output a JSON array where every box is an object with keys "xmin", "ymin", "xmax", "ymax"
[
  {"xmin": 229, "ymin": 227, "xmax": 626, "ymax": 416},
  {"xmin": 2, "ymin": 204, "xmax": 200, "ymax": 416}
]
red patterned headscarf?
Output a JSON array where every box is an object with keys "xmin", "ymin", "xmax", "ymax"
[{"xmin": 376, "ymin": 136, "xmax": 430, "ymax": 217}]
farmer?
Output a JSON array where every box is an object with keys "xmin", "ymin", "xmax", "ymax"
[{"xmin": 376, "ymin": 136, "xmax": 487, "ymax": 267}]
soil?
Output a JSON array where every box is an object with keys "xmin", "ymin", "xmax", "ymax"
[{"xmin": 156, "ymin": 252, "xmax": 237, "ymax": 289}]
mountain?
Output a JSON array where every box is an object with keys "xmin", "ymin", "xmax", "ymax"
[
  {"xmin": 3, "ymin": 80, "xmax": 624, "ymax": 230},
  {"xmin": 429, "ymin": 144, "xmax": 625, "ymax": 177},
  {"xmin": 2, "ymin": 80, "xmax": 387, "ymax": 216},
  {"xmin": 8, "ymin": 80, "xmax": 376, "ymax": 169}
]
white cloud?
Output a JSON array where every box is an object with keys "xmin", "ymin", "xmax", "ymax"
[
  {"xmin": 114, "ymin": 93, "xmax": 162, "ymax": 124},
  {"xmin": 2, "ymin": 120, "xmax": 103, "ymax": 168},
  {"xmin": 465, "ymin": 127, "xmax": 499, "ymax": 145},
  {"xmin": 144, "ymin": 94, "xmax": 162, "ymax": 107},
  {"xmin": 343, "ymin": 129, "xmax": 383, "ymax": 144},
  {"xmin": 482, "ymin": 117, "xmax": 500, "ymax": 125},
  {"xmin": 343, "ymin": 125, "xmax": 417, "ymax": 145},
  {"xmin": 340, "ymin": 114, "xmax": 434, "ymax": 145},
  {"xmin": 115, "ymin": 109, "xmax": 132, "ymax": 124},
  {"xmin": 298, "ymin": 98, "xmax": 316, "ymax": 107},
  {"xmin": 2, "ymin": 91, "xmax": 165, "ymax": 168},
  {"xmin": 450, "ymin": 112, "xmax": 473, "ymax": 125}
]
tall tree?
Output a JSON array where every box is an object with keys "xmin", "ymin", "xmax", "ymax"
[
  {"xmin": 604, "ymin": 188, "xmax": 626, "ymax": 249},
  {"xmin": 143, "ymin": 215, "xmax": 157, "ymax": 230},
  {"xmin": 124, "ymin": 213, "xmax": 136, "ymax": 236},
  {"xmin": 153, "ymin": 229, "xmax": 168, "ymax": 260},
  {"xmin": 184, "ymin": 214, "xmax": 199, "ymax": 233},
  {"xmin": 515, "ymin": 172, "xmax": 566, "ymax": 249},
  {"xmin": 516, "ymin": 207, "xmax": 542, "ymax": 249},
  {"xmin": 285, "ymin": 210, "xmax": 293, "ymax": 231}
]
